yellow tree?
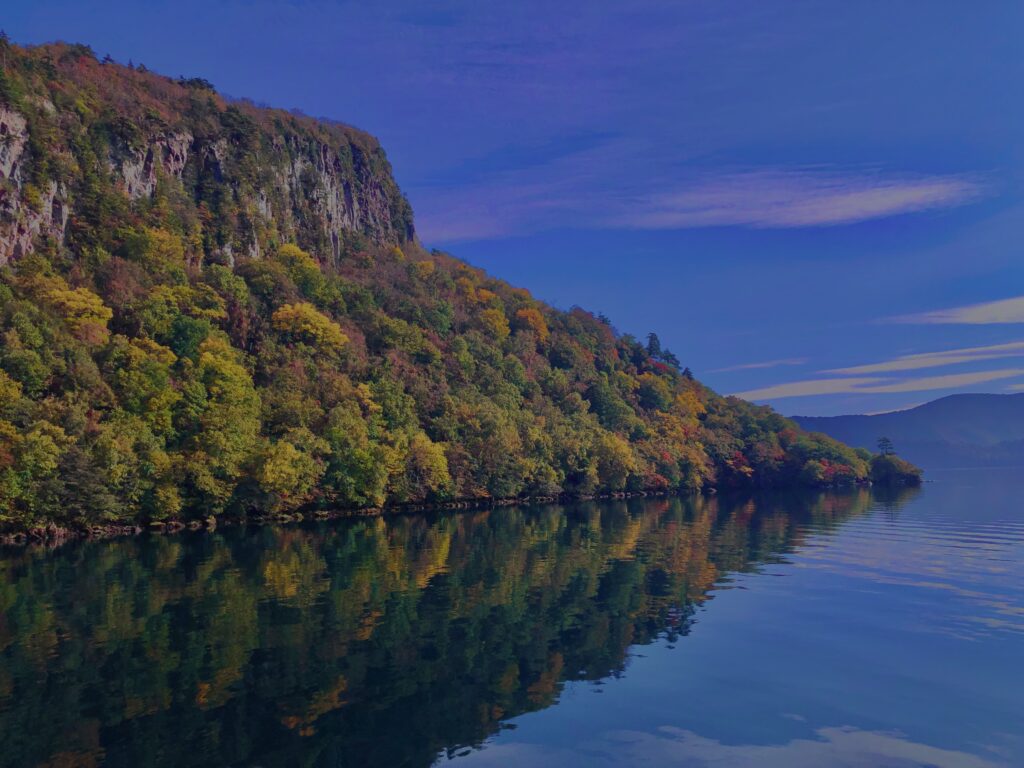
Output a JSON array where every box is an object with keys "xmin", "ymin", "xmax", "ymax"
[
  {"xmin": 513, "ymin": 307, "xmax": 550, "ymax": 344},
  {"xmin": 272, "ymin": 303, "xmax": 349, "ymax": 353}
]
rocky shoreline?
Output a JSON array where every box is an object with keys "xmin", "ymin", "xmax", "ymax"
[
  {"xmin": 0, "ymin": 475, "xmax": 919, "ymax": 550},
  {"xmin": 0, "ymin": 489, "xmax": 682, "ymax": 549}
]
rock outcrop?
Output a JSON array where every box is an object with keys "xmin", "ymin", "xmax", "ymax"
[
  {"xmin": 0, "ymin": 106, "xmax": 69, "ymax": 263},
  {"xmin": 0, "ymin": 43, "xmax": 415, "ymax": 267},
  {"xmin": 110, "ymin": 129, "xmax": 193, "ymax": 200}
]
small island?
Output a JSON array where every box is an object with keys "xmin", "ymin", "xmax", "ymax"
[{"xmin": 870, "ymin": 455, "xmax": 924, "ymax": 487}]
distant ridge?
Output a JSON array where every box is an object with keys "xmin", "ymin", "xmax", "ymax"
[{"xmin": 793, "ymin": 393, "xmax": 1024, "ymax": 469}]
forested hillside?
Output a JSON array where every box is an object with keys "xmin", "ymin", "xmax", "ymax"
[{"xmin": 0, "ymin": 41, "xmax": 910, "ymax": 531}]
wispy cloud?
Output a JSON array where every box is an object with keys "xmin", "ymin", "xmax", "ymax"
[
  {"xmin": 416, "ymin": 161, "xmax": 986, "ymax": 242},
  {"xmin": 864, "ymin": 369, "xmax": 1024, "ymax": 393},
  {"xmin": 732, "ymin": 368, "xmax": 1024, "ymax": 401},
  {"xmin": 894, "ymin": 295, "xmax": 1024, "ymax": 325},
  {"xmin": 826, "ymin": 341, "xmax": 1024, "ymax": 374},
  {"xmin": 732, "ymin": 377, "xmax": 881, "ymax": 400},
  {"xmin": 864, "ymin": 403, "xmax": 924, "ymax": 416},
  {"xmin": 616, "ymin": 169, "xmax": 984, "ymax": 230},
  {"xmin": 710, "ymin": 357, "xmax": 807, "ymax": 373}
]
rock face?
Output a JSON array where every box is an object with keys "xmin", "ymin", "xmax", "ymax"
[
  {"xmin": 0, "ymin": 180, "xmax": 66, "ymax": 264},
  {"xmin": 0, "ymin": 107, "xmax": 27, "ymax": 181},
  {"xmin": 0, "ymin": 106, "xmax": 69, "ymax": 264},
  {"xmin": 110, "ymin": 130, "xmax": 193, "ymax": 201},
  {"xmin": 0, "ymin": 44, "xmax": 415, "ymax": 267}
]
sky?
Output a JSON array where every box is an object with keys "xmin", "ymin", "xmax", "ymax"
[{"xmin": 6, "ymin": 0, "xmax": 1024, "ymax": 415}]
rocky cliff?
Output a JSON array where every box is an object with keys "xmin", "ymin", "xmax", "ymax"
[{"xmin": 0, "ymin": 42, "xmax": 414, "ymax": 266}]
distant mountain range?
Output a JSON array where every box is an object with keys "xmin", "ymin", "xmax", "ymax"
[{"xmin": 793, "ymin": 393, "xmax": 1024, "ymax": 470}]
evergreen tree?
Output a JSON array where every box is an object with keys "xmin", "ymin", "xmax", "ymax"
[{"xmin": 646, "ymin": 332, "xmax": 662, "ymax": 359}]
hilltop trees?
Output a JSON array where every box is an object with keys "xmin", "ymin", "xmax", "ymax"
[{"xmin": 646, "ymin": 332, "xmax": 662, "ymax": 359}]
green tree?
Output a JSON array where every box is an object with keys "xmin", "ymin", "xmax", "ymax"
[
  {"xmin": 183, "ymin": 337, "xmax": 261, "ymax": 513},
  {"xmin": 646, "ymin": 332, "xmax": 662, "ymax": 358},
  {"xmin": 254, "ymin": 432, "xmax": 327, "ymax": 512}
]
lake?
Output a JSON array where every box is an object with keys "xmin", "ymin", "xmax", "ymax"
[{"xmin": 0, "ymin": 470, "xmax": 1021, "ymax": 767}]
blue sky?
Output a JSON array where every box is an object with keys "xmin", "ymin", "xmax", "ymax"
[{"xmin": 6, "ymin": 0, "xmax": 1024, "ymax": 415}]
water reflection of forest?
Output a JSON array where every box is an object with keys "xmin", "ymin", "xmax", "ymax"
[{"xmin": 0, "ymin": 486, "xmax": 918, "ymax": 768}]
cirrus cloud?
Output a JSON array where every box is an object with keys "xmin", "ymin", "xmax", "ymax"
[
  {"xmin": 825, "ymin": 341, "xmax": 1024, "ymax": 375},
  {"xmin": 618, "ymin": 169, "xmax": 984, "ymax": 230},
  {"xmin": 732, "ymin": 368, "xmax": 1024, "ymax": 401},
  {"xmin": 710, "ymin": 357, "xmax": 808, "ymax": 373},
  {"xmin": 416, "ymin": 158, "xmax": 986, "ymax": 242},
  {"xmin": 893, "ymin": 295, "xmax": 1024, "ymax": 325}
]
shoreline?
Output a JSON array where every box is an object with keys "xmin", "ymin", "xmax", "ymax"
[
  {"xmin": 0, "ymin": 489, "xmax": 679, "ymax": 549},
  {"xmin": 0, "ymin": 477, "xmax": 918, "ymax": 549}
]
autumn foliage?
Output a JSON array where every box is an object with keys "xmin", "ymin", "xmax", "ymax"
[{"xmin": 0, "ymin": 42, "xmax": 885, "ymax": 530}]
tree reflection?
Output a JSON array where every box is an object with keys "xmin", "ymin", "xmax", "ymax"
[{"xmin": 0, "ymin": 487, "xmax": 914, "ymax": 768}]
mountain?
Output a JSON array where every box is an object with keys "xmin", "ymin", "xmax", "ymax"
[
  {"xmin": 0, "ymin": 41, "xmax": 915, "ymax": 532},
  {"xmin": 793, "ymin": 393, "xmax": 1024, "ymax": 469}
]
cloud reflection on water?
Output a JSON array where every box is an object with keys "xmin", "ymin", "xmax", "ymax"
[{"xmin": 457, "ymin": 724, "xmax": 1006, "ymax": 767}]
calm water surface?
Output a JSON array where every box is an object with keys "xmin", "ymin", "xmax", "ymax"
[{"xmin": 0, "ymin": 469, "xmax": 1021, "ymax": 767}]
